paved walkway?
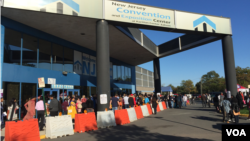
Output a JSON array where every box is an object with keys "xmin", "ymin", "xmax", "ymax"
[{"xmin": 2, "ymin": 102, "xmax": 250, "ymax": 141}]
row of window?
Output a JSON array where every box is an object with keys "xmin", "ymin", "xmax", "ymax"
[
  {"xmin": 4, "ymin": 28, "xmax": 74, "ymax": 72},
  {"xmin": 113, "ymin": 65, "xmax": 132, "ymax": 82}
]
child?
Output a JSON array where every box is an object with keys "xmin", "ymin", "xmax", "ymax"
[{"xmin": 233, "ymin": 105, "xmax": 240, "ymax": 124}]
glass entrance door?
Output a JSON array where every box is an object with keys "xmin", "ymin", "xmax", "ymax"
[
  {"xmin": 67, "ymin": 89, "xmax": 80, "ymax": 98},
  {"xmin": 39, "ymin": 88, "xmax": 60, "ymax": 100}
]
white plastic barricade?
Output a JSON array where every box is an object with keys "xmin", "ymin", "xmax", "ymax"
[
  {"xmin": 97, "ymin": 111, "xmax": 116, "ymax": 128},
  {"xmin": 126, "ymin": 108, "xmax": 137, "ymax": 122},
  {"xmin": 141, "ymin": 105, "xmax": 149, "ymax": 117},
  {"xmin": 159, "ymin": 102, "xmax": 164, "ymax": 111},
  {"xmin": 46, "ymin": 115, "xmax": 74, "ymax": 139}
]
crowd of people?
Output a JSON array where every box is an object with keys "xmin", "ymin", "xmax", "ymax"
[{"xmin": 212, "ymin": 91, "xmax": 250, "ymax": 124}]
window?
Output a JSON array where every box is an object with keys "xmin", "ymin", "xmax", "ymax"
[
  {"xmin": 22, "ymin": 34, "xmax": 37, "ymax": 68},
  {"xmin": 21, "ymin": 83, "xmax": 36, "ymax": 111},
  {"xmin": 4, "ymin": 28, "xmax": 22, "ymax": 65},
  {"xmin": 113, "ymin": 65, "xmax": 117, "ymax": 80},
  {"xmin": 117, "ymin": 66, "xmax": 122, "ymax": 81},
  {"xmin": 64, "ymin": 47, "xmax": 73, "ymax": 73},
  {"xmin": 121, "ymin": 66, "xmax": 125, "ymax": 81},
  {"xmin": 39, "ymin": 39, "xmax": 51, "ymax": 70},
  {"xmin": 128, "ymin": 67, "xmax": 131, "ymax": 82},
  {"xmin": 52, "ymin": 44, "xmax": 63, "ymax": 71}
]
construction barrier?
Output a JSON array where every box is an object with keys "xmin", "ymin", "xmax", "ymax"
[
  {"xmin": 5, "ymin": 119, "xmax": 40, "ymax": 141},
  {"xmin": 159, "ymin": 102, "xmax": 164, "ymax": 111},
  {"xmin": 141, "ymin": 105, "xmax": 149, "ymax": 117},
  {"xmin": 126, "ymin": 108, "xmax": 137, "ymax": 122},
  {"xmin": 134, "ymin": 106, "xmax": 144, "ymax": 119},
  {"xmin": 97, "ymin": 111, "xmax": 116, "ymax": 128},
  {"xmin": 75, "ymin": 112, "xmax": 98, "ymax": 133},
  {"xmin": 114, "ymin": 109, "xmax": 130, "ymax": 125},
  {"xmin": 46, "ymin": 115, "xmax": 74, "ymax": 139},
  {"xmin": 151, "ymin": 104, "xmax": 161, "ymax": 114},
  {"xmin": 162, "ymin": 102, "xmax": 167, "ymax": 110},
  {"xmin": 147, "ymin": 104, "xmax": 153, "ymax": 115}
]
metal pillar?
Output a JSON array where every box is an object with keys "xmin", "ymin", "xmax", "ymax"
[
  {"xmin": 153, "ymin": 58, "xmax": 161, "ymax": 96},
  {"xmin": 222, "ymin": 35, "xmax": 237, "ymax": 97},
  {"xmin": 96, "ymin": 20, "xmax": 110, "ymax": 111}
]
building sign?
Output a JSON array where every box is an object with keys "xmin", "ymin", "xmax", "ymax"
[
  {"xmin": 51, "ymin": 84, "xmax": 74, "ymax": 89},
  {"xmin": 3, "ymin": 0, "xmax": 103, "ymax": 19},
  {"xmin": 73, "ymin": 51, "xmax": 112, "ymax": 78},
  {"xmin": 105, "ymin": 0, "xmax": 175, "ymax": 28},
  {"xmin": 38, "ymin": 77, "xmax": 45, "ymax": 88},
  {"xmin": 48, "ymin": 78, "xmax": 56, "ymax": 85},
  {"xmin": 175, "ymin": 11, "xmax": 232, "ymax": 35}
]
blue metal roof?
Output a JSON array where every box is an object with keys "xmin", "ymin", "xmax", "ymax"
[{"xmin": 153, "ymin": 86, "xmax": 173, "ymax": 92}]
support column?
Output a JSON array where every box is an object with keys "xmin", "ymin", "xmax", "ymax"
[
  {"xmin": 153, "ymin": 58, "xmax": 161, "ymax": 96},
  {"xmin": 1, "ymin": 25, "xmax": 5, "ymax": 90},
  {"xmin": 96, "ymin": 20, "xmax": 110, "ymax": 111},
  {"xmin": 222, "ymin": 35, "xmax": 237, "ymax": 97}
]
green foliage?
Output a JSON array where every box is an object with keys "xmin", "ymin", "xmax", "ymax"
[{"xmin": 236, "ymin": 66, "xmax": 250, "ymax": 88}]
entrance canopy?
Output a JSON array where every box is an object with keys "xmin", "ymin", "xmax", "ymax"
[{"xmin": 1, "ymin": 0, "xmax": 232, "ymax": 66}]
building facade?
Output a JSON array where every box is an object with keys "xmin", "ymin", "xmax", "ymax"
[{"xmin": 136, "ymin": 66, "xmax": 154, "ymax": 94}]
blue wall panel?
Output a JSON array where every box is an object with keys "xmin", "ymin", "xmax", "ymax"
[{"xmin": 0, "ymin": 25, "xmax": 5, "ymax": 89}]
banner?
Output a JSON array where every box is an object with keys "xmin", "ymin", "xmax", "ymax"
[
  {"xmin": 4, "ymin": 0, "xmax": 103, "ymax": 19},
  {"xmin": 89, "ymin": 56, "xmax": 96, "ymax": 77},
  {"xmin": 82, "ymin": 53, "xmax": 90, "ymax": 76},
  {"xmin": 105, "ymin": 0, "xmax": 175, "ymax": 28},
  {"xmin": 175, "ymin": 11, "xmax": 232, "ymax": 35}
]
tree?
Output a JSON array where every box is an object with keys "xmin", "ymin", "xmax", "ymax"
[
  {"xmin": 236, "ymin": 66, "xmax": 250, "ymax": 88},
  {"xmin": 180, "ymin": 80, "xmax": 196, "ymax": 94}
]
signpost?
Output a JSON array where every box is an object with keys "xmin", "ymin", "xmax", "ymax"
[{"xmin": 38, "ymin": 77, "xmax": 47, "ymax": 116}]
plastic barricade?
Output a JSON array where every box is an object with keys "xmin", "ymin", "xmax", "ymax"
[
  {"xmin": 46, "ymin": 115, "xmax": 74, "ymax": 139},
  {"xmin": 159, "ymin": 102, "xmax": 164, "ymax": 111},
  {"xmin": 115, "ymin": 109, "xmax": 130, "ymax": 125},
  {"xmin": 75, "ymin": 112, "xmax": 98, "ymax": 133},
  {"xmin": 147, "ymin": 104, "xmax": 153, "ymax": 115},
  {"xmin": 162, "ymin": 102, "xmax": 167, "ymax": 110},
  {"xmin": 151, "ymin": 104, "xmax": 161, "ymax": 113},
  {"xmin": 97, "ymin": 111, "xmax": 116, "ymax": 128},
  {"xmin": 126, "ymin": 108, "xmax": 137, "ymax": 122},
  {"xmin": 5, "ymin": 119, "xmax": 40, "ymax": 141},
  {"xmin": 134, "ymin": 106, "xmax": 144, "ymax": 119},
  {"xmin": 141, "ymin": 105, "xmax": 149, "ymax": 117}
]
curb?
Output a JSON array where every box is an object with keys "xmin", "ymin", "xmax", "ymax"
[{"xmin": 240, "ymin": 114, "xmax": 249, "ymax": 117}]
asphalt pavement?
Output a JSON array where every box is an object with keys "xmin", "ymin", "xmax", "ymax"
[{"xmin": 42, "ymin": 102, "xmax": 250, "ymax": 141}]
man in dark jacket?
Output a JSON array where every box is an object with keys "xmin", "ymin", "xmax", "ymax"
[
  {"xmin": 128, "ymin": 94, "xmax": 134, "ymax": 107},
  {"xmin": 236, "ymin": 92, "xmax": 243, "ymax": 109},
  {"xmin": 49, "ymin": 95, "xmax": 61, "ymax": 116},
  {"xmin": 176, "ymin": 94, "xmax": 182, "ymax": 109},
  {"xmin": 86, "ymin": 97, "xmax": 94, "ymax": 113}
]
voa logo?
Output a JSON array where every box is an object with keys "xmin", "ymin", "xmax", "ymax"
[{"xmin": 226, "ymin": 129, "xmax": 246, "ymax": 136}]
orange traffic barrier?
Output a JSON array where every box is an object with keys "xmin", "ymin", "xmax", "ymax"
[
  {"xmin": 157, "ymin": 104, "xmax": 161, "ymax": 112},
  {"xmin": 147, "ymin": 104, "xmax": 153, "ymax": 115},
  {"xmin": 162, "ymin": 102, "xmax": 167, "ymax": 110},
  {"xmin": 5, "ymin": 119, "xmax": 40, "ymax": 141},
  {"xmin": 75, "ymin": 112, "xmax": 98, "ymax": 133},
  {"xmin": 115, "ymin": 109, "xmax": 130, "ymax": 125},
  {"xmin": 134, "ymin": 106, "xmax": 144, "ymax": 119}
]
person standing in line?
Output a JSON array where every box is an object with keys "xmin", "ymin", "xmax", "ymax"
[
  {"xmin": 86, "ymin": 97, "xmax": 94, "ymax": 113},
  {"xmin": 35, "ymin": 96, "xmax": 45, "ymax": 131},
  {"xmin": 49, "ymin": 95, "xmax": 60, "ymax": 116},
  {"xmin": 118, "ymin": 97, "xmax": 123, "ymax": 110},
  {"xmin": 169, "ymin": 95, "xmax": 174, "ymax": 108},
  {"xmin": 137, "ymin": 94, "xmax": 143, "ymax": 106},
  {"xmin": 110, "ymin": 94, "xmax": 119, "ymax": 112},
  {"xmin": 76, "ymin": 97, "xmax": 82, "ymax": 113},
  {"xmin": 231, "ymin": 96, "xmax": 240, "ymax": 124},
  {"xmin": 183, "ymin": 94, "xmax": 187, "ymax": 107},
  {"xmin": 144, "ymin": 95, "xmax": 149, "ymax": 104},
  {"xmin": 62, "ymin": 99, "xmax": 68, "ymax": 115},
  {"xmin": 7, "ymin": 98, "xmax": 19, "ymax": 121},
  {"xmin": 152, "ymin": 96, "xmax": 158, "ymax": 115},
  {"xmin": 81, "ymin": 95, "xmax": 87, "ymax": 112},
  {"xmin": 213, "ymin": 94, "xmax": 219, "ymax": 112},
  {"xmin": 133, "ymin": 94, "xmax": 136, "ymax": 106},
  {"xmin": 176, "ymin": 94, "xmax": 182, "ymax": 109},
  {"xmin": 123, "ymin": 94, "xmax": 129, "ymax": 108},
  {"xmin": 128, "ymin": 94, "xmax": 134, "ymax": 108},
  {"xmin": 23, "ymin": 97, "xmax": 35, "ymax": 120},
  {"xmin": 207, "ymin": 94, "xmax": 211, "ymax": 108},
  {"xmin": 0, "ymin": 96, "xmax": 4, "ymax": 131},
  {"xmin": 201, "ymin": 94, "xmax": 206, "ymax": 108}
]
